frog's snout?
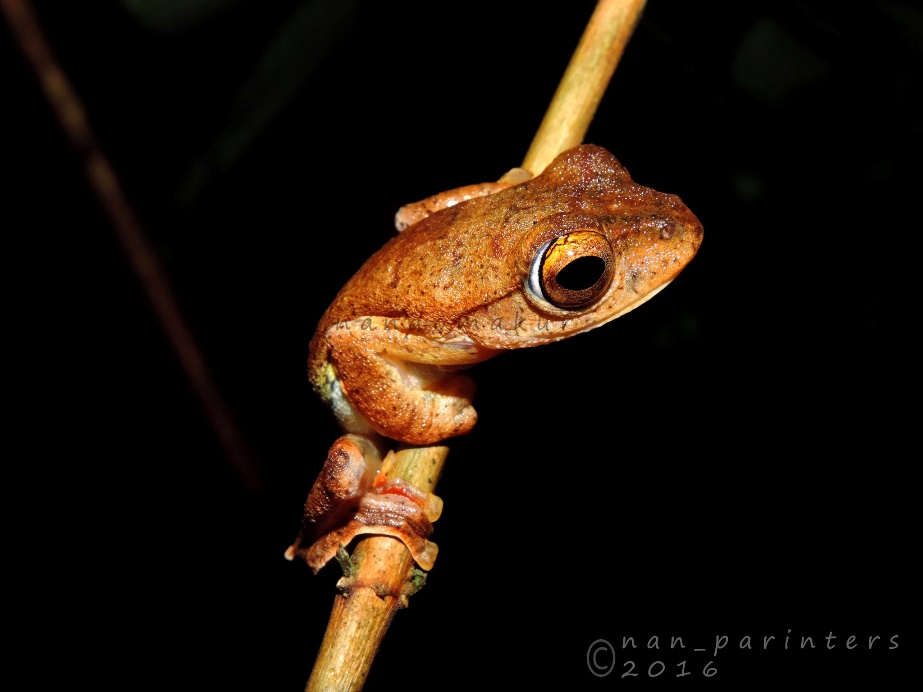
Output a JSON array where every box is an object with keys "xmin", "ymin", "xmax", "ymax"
[
  {"xmin": 653, "ymin": 213, "xmax": 704, "ymax": 253},
  {"xmin": 682, "ymin": 217, "xmax": 705, "ymax": 252}
]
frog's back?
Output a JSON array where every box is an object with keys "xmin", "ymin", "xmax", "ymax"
[{"xmin": 307, "ymin": 144, "xmax": 702, "ymax": 409}]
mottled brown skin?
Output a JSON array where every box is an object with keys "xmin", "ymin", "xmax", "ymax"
[
  {"xmin": 289, "ymin": 144, "xmax": 703, "ymax": 572},
  {"xmin": 308, "ymin": 144, "xmax": 702, "ymax": 443}
]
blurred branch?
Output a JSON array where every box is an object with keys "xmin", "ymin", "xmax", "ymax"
[
  {"xmin": 121, "ymin": 0, "xmax": 247, "ymax": 35},
  {"xmin": 2, "ymin": 0, "xmax": 261, "ymax": 493},
  {"xmin": 177, "ymin": 0, "xmax": 357, "ymax": 205}
]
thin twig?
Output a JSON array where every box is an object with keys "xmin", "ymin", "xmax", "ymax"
[
  {"xmin": 306, "ymin": 445, "xmax": 446, "ymax": 692},
  {"xmin": 519, "ymin": 0, "xmax": 648, "ymax": 176},
  {"xmin": 2, "ymin": 0, "xmax": 261, "ymax": 493}
]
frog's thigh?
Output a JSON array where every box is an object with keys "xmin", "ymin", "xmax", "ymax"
[
  {"xmin": 326, "ymin": 326, "xmax": 478, "ymax": 445},
  {"xmin": 301, "ymin": 433, "xmax": 381, "ymax": 536}
]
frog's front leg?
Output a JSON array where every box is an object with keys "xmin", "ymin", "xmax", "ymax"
[
  {"xmin": 323, "ymin": 321, "xmax": 493, "ymax": 445},
  {"xmin": 394, "ymin": 168, "xmax": 531, "ymax": 231},
  {"xmin": 285, "ymin": 433, "xmax": 443, "ymax": 573}
]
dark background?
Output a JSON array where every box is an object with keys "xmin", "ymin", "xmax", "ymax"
[{"xmin": 7, "ymin": 0, "xmax": 917, "ymax": 688}]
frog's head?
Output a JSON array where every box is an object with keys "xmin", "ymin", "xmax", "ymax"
[{"xmin": 467, "ymin": 145, "xmax": 703, "ymax": 349}]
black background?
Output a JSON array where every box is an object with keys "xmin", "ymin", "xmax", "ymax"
[{"xmin": 7, "ymin": 0, "xmax": 917, "ymax": 688}]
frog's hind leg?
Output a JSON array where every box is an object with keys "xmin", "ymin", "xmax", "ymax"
[{"xmin": 285, "ymin": 434, "xmax": 442, "ymax": 573}]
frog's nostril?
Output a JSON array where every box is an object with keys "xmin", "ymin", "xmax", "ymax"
[{"xmin": 659, "ymin": 219, "xmax": 677, "ymax": 240}]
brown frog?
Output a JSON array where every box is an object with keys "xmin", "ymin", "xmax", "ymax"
[{"xmin": 286, "ymin": 144, "xmax": 703, "ymax": 572}]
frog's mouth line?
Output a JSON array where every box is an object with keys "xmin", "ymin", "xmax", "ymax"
[{"xmin": 600, "ymin": 280, "xmax": 672, "ymax": 326}]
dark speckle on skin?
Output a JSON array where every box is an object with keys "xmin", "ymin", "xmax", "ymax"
[
  {"xmin": 625, "ymin": 271, "xmax": 638, "ymax": 294},
  {"xmin": 659, "ymin": 219, "xmax": 676, "ymax": 240}
]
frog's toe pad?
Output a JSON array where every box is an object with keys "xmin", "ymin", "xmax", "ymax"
[{"xmin": 287, "ymin": 493, "xmax": 438, "ymax": 573}]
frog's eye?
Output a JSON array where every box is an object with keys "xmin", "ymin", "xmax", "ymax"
[{"xmin": 529, "ymin": 230, "xmax": 615, "ymax": 309}]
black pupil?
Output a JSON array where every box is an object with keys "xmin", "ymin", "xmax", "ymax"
[{"xmin": 555, "ymin": 256, "xmax": 605, "ymax": 291}]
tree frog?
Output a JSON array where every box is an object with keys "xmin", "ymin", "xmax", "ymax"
[{"xmin": 286, "ymin": 145, "xmax": 703, "ymax": 572}]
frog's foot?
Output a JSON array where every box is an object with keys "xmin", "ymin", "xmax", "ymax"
[
  {"xmin": 285, "ymin": 436, "xmax": 442, "ymax": 573},
  {"xmin": 289, "ymin": 489, "xmax": 441, "ymax": 573}
]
